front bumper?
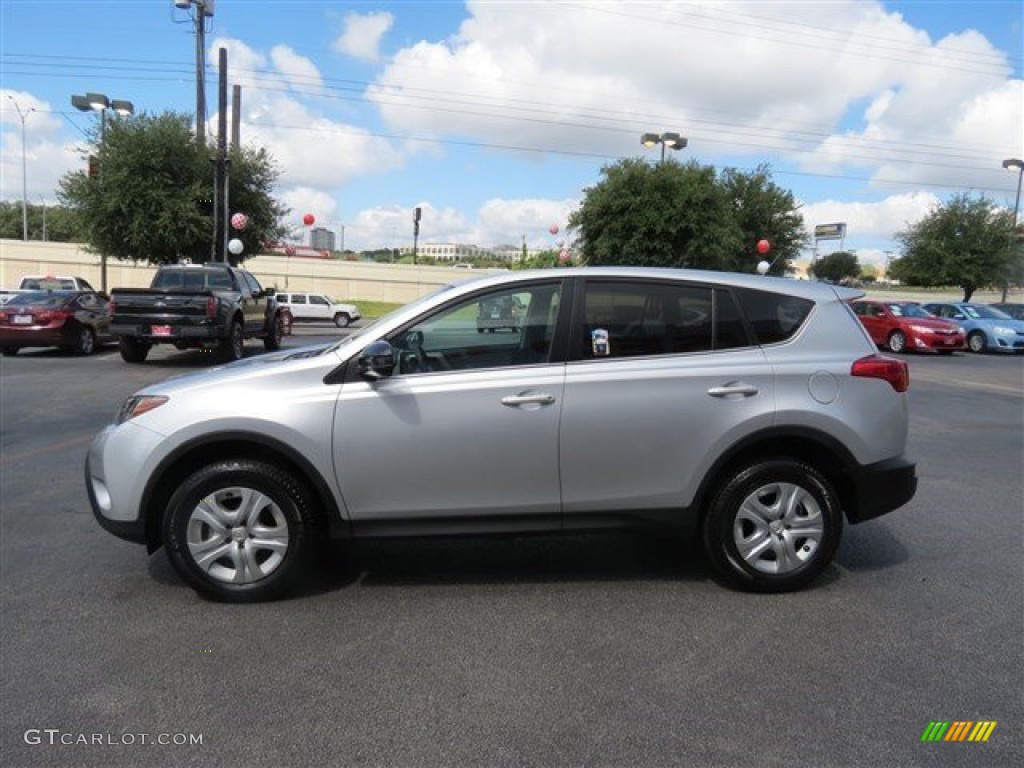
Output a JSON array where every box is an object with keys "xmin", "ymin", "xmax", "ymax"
[
  {"xmin": 844, "ymin": 456, "xmax": 917, "ymax": 524},
  {"xmin": 85, "ymin": 423, "xmax": 166, "ymax": 545}
]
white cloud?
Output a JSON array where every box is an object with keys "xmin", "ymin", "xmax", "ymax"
[
  {"xmin": 1, "ymin": 90, "xmax": 88, "ymax": 202},
  {"xmin": 270, "ymin": 46, "xmax": 323, "ymax": 93},
  {"xmin": 332, "ymin": 12, "xmax": 394, "ymax": 62},
  {"xmin": 366, "ymin": 0, "xmax": 1020, "ymax": 192}
]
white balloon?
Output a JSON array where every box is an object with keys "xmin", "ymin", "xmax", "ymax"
[
  {"xmin": 228, "ymin": 238, "xmax": 244, "ymax": 255},
  {"xmin": 756, "ymin": 260, "xmax": 770, "ymax": 275}
]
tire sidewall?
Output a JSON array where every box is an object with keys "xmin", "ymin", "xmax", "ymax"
[
  {"xmin": 264, "ymin": 313, "xmax": 283, "ymax": 351},
  {"xmin": 968, "ymin": 332, "xmax": 986, "ymax": 353},
  {"xmin": 887, "ymin": 331, "xmax": 905, "ymax": 353},
  {"xmin": 76, "ymin": 325, "xmax": 95, "ymax": 356},
  {"xmin": 703, "ymin": 459, "xmax": 843, "ymax": 592},
  {"xmin": 162, "ymin": 461, "xmax": 313, "ymax": 602},
  {"xmin": 220, "ymin": 320, "xmax": 244, "ymax": 361},
  {"xmin": 333, "ymin": 313, "xmax": 350, "ymax": 328}
]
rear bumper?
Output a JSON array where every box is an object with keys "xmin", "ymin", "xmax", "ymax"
[
  {"xmin": 844, "ymin": 456, "xmax": 917, "ymax": 524},
  {"xmin": 111, "ymin": 322, "xmax": 225, "ymax": 341},
  {"xmin": 0, "ymin": 326, "xmax": 73, "ymax": 347}
]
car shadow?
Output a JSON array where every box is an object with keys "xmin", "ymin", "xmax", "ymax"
[
  {"xmin": 300, "ymin": 533, "xmax": 713, "ymax": 596},
  {"xmin": 834, "ymin": 521, "xmax": 909, "ymax": 572}
]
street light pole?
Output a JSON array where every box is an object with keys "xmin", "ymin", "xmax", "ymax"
[
  {"xmin": 1001, "ymin": 158, "xmax": 1023, "ymax": 303},
  {"xmin": 7, "ymin": 95, "xmax": 33, "ymax": 241},
  {"xmin": 71, "ymin": 92, "xmax": 135, "ymax": 293}
]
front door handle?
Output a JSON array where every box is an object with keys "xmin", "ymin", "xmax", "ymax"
[
  {"xmin": 501, "ymin": 393, "xmax": 556, "ymax": 407},
  {"xmin": 707, "ymin": 383, "xmax": 759, "ymax": 398}
]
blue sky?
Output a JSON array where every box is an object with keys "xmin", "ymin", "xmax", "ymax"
[{"xmin": 2, "ymin": 0, "xmax": 1022, "ymax": 266}]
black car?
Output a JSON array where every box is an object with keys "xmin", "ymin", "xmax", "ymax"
[{"xmin": 0, "ymin": 291, "xmax": 113, "ymax": 356}]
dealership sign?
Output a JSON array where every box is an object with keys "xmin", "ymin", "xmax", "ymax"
[{"xmin": 814, "ymin": 223, "xmax": 847, "ymax": 240}]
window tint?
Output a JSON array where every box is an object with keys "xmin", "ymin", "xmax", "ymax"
[
  {"xmin": 714, "ymin": 289, "xmax": 749, "ymax": 350},
  {"xmin": 241, "ymin": 272, "xmax": 262, "ymax": 295},
  {"xmin": 310, "ymin": 295, "xmax": 329, "ymax": 306},
  {"xmin": 389, "ymin": 283, "xmax": 561, "ymax": 374},
  {"xmin": 581, "ymin": 281, "xmax": 718, "ymax": 359},
  {"xmin": 291, "ymin": 295, "xmax": 308, "ymax": 305},
  {"xmin": 277, "ymin": 293, "xmax": 290, "ymax": 303},
  {"xmin": 735, "ymin": 288, "xmax": 813, "ymax": 345}
]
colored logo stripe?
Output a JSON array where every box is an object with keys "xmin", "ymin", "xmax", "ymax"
[
  {"xmin": 920, "ymin": 721, "xmax": 996, "ymax": 742},
  {"xmin": 968, "ymin": 722, "xmax": 997, "ymax": 742}
]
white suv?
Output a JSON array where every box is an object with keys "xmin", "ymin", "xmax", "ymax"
[
  {"xmin": 276, "ymin": 292, "xmax": 361, "ymax": 327},
  {"xmin": 88, "ymin": 267, "xmax": 917, "ymax": 602}
]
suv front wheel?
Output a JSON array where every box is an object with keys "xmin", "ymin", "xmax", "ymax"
[
  {"xmin": 162, "ymin": 460, "xmax": 317, "ymax": 602},
  {"xmin": 703, "ymin": 458, "xmax": 842, "ymax": 593}
]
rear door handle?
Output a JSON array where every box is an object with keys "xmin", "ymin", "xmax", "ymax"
[
  {"xmin": 501, "ymin": 393, "xmax": 556, "ymax": 407},
  {"xmin": 707, "ymin": 384, "xmax": 759, "ymax": 398}
]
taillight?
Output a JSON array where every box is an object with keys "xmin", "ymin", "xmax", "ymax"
[
  {"xmin": 108, "ymin": 297, "xmax": 116, "ymax": 315},
  {"xmin": 34, "ymin": 310, "xmax": 72, "ymax": 325},
  {"xmin": 206, "ymin": 296, "xmax": 217, "ymax": 318},
  {"xmin": 851, "ymin": 354, "xmax": 909, "ymax": 392}
]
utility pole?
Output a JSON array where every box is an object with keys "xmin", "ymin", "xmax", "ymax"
[
  {"xmin": 216, "ymin": 47, "xmax": 229, "ymax": 263},
  {"xmin": 413, "ymin": 207, "xmax": 421, "ymax": 265}
]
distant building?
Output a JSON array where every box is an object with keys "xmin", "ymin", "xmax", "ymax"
[
  {"xmin": 310, "ymin": 227, "xmax": 336, "ymax": 251},
  {"xmin": 398, "ymin": 241, "xmax": 539, "ymax": 263}
]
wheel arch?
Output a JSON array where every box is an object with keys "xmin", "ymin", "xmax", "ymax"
[
  {"xmin": 692, "ymin": 427, "xmax": 858, "ymax": 527},
  {"xmin": 140, "ymin": 432, "xmax": 346, "ymax": 553}
]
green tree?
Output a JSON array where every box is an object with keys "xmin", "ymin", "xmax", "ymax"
[
  {"xmin": 57, "ymin": 111, "xmax": 286, "ymax": 266},
  {"xmin": 808, "ymin": 251, "xmax": 861, "ymax": 283},
  {"xmin": 0, "ymin": 201, "xmax": 81, "ymax": 241},
  {"xmin": 568, "ymin": 158, "xmax": 805, "ymax": 274},
  {"xmin": 890, "ymin": 193, "xmax": 1013, "ymax": 301}
]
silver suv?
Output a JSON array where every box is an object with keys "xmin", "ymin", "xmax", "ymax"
[{"xmin": 87, "ymin": 268, "xmax": 916, "ymax": 602}]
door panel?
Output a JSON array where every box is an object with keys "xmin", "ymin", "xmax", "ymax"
[{"xmin": 334, "ymin": 366, "xmax": 564, "ymax": 520}]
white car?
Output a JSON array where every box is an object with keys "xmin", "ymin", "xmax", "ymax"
[
  {"xmin": 18, "ymin": 275, "xmax": 97, "ymax": 292},
  {"xmin": 275, "ymin": 292, "xmax": 361, "ymax": 327}
]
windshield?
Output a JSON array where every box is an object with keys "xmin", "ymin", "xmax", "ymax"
[
  {"xmin": 963, "ymin": 305, "xmax": 1011, "ymax": 320},
  {"xmin": 888, "ymin": 303, "xmax": 932, "ymax": 318},
  {"xmin": 4, "ymin": 291, "xmax": 74, "ymax": 308}
]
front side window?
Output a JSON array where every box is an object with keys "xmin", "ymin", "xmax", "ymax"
[
  {"xmin": 310, "ymin": 296, "xmax": 329, "ymax": 306},
  {"xmin": 388, "ymin": 283, "xmax": 562, "ymax": 374}
]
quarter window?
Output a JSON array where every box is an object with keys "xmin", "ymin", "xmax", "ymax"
[{"xmin": 735, "ymin": 288, "xmax": 813, "ymax": 345}]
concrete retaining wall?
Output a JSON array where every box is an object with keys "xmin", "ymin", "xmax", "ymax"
[{"xmin": 0, "ymin": 240, "xmax": 497, "ymax": 304}]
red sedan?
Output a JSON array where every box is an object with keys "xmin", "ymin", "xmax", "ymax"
[
  {"xmin": 850, "ymin": 300, "xmax": 965, "ymax": 354},
  {"xmin": 0, "ymin": 291, "xmax": 114, "ymax": 356}
]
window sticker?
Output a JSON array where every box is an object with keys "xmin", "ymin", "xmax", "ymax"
[{"xmin": 592, "ymin": 328, "xmax": 610, "ymax": 356}]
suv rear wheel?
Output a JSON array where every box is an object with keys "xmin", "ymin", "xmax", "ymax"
[
  {"xmin": 162, "ymin": 460, "xmax": 317, "ymax": 602},
  {"xmin": 703, "ymin": 458, "xmax": 842, "ymax": 593}
]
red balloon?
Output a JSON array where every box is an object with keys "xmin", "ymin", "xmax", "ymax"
[
  {"xmin": 549, "ymin": 224, "xmax": 559, "ymax": 236},
  {"xmin": 756, "ymin": 239, "xmax": 771, "ymax": 254},
  {"xmin": 303, "ymin": 213, "xmax": 315, "ymax": 227}
]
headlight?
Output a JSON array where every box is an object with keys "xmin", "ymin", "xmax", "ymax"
[
  {"xmin": 909, "ymin": 325, "xmax": 932, "ymax": 334},
  {"xmin": 115, "ymin": 395, "xmax": 168, "ymax": 424}
]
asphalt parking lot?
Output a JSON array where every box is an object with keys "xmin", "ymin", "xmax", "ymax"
[{"xmin": 1, "ymin": 326, "xmax": 1021, "ymax": 768}]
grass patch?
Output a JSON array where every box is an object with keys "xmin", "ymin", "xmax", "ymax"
[{"xmin": 352, "ymin": 300, "xmax": 405, "ymax": 320}]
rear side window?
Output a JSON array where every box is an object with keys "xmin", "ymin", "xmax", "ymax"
[
  {"xmin": 580, "ymin": 281, "xmax": 753, "ymax": 359},
  {"xmin": 735, "ymin": 288, "xmax": 814, "ymax": 345}
]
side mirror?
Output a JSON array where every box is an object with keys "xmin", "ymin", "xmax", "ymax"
[
  {"xmin": 263, "ymin": 287, "xmax": 276, "ymax": 297},
  {"xmin": 358, "ymin": 340, "xmax": 396, "ymax": 380}
]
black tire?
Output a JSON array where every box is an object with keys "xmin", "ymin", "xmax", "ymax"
[
  {"xmin": 118, "ymin": 336, "xmax": 150, "ymax": 363},
  {"xmin": 1, "ymin": 346, "xmax": 18, "ymax": 357},
  {"xmin": 333, "ymin": 313, "xmax": 350, "ymax": 328},
  {"xmin": 703, "ymin": 458, "xmax": 842, "ymax": 593},
  {"xmin": 886, "ymin": 330, "xmax": 906, "ymax": 354},
  {"xmin": 162, "ymin": 460, "xmax": 318, "ymax": 603},
  {"xmin": 263, "ymin": 313, "xmax": 283, "ymax": 351},
  {"xmin": 967, "ymin": 331, "xmax": 986, "ymax": 354},
  {"xmin": 219, "ymin": 319, "xmax": 244, "ymax": 362},
  {"xmin": 71, "ymin": 325, "xmax": 96, "ymax": 356}
]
